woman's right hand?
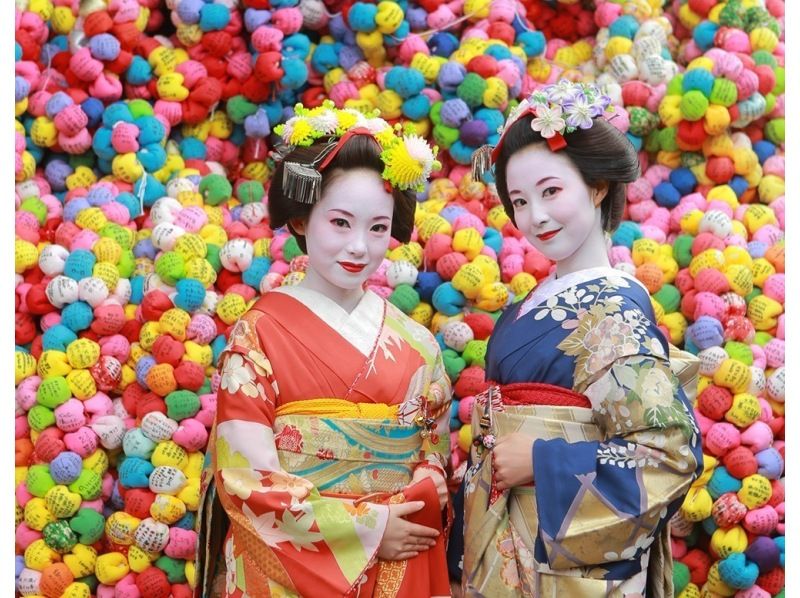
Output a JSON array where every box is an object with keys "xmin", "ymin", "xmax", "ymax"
[{"xmin": 377, "ymin": 501, "xmax": 439, "ymax": 561}]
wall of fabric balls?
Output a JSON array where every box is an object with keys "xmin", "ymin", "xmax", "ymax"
[{"xmin": 14, "ymin": 0, "xmax": 785, "ymax": 596}]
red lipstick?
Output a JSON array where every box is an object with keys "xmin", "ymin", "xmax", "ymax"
[
  {"xmin": 536, "ymin": 228, "xmax": 562, "ymax": 241},
  {"xmin": 339, "ymin": 262, "xmax": 366, "ymax": 273}
]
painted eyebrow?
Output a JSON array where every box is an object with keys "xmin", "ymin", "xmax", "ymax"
[
  {"xmin": 328, "ymin": 209, "xmax": 390, "ymax": 221},
  {"xmin": 509, "ymin": 176, "xmax": 561, "ymax": 195}
]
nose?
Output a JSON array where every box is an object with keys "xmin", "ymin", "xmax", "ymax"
[
  {"xmin": 528, "ymin": 196, "xmax": 550, "ymax": 228},
  {"xmin": 347, "ymin": 231, "xmax": 368, "ymax": 257}
]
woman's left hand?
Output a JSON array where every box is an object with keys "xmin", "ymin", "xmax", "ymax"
[
  {"xmin": 411, "ymin": 466, "xmax": 448, "ymax": 510},
  {"xmin": 492, "ymin": 432, "xmax": 535, "ymax": 491}
]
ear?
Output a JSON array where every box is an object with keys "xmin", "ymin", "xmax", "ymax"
[
  {"xmin": 592, "ymin": 182, "xmax": 609, "ymax": 207},
  {"xmin": 289, "ymin": 217, "xmax": 306, "ymax": 235}
]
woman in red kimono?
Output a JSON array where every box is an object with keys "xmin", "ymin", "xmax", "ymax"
[{"xmin": 194, "ymin": 103, "xmax": 453, "ymax": 597}]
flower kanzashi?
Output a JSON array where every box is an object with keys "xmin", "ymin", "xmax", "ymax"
[{"xmin": 530, "ymin": 104, "xmax": 566, "ymax": 139}]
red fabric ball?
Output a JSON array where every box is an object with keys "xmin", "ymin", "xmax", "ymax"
[
  {"xmin": 674, "ymin": 269, "xmax": 695, "ymax": 294},
  {"xmin": 693, "ymin": 267, "xmax": 730, "ymax": 295},
  {"xmin": 136, "ymin": 394, "xmax": 167, "ymax": 420},
  {"xmin": 124, "ymin": 488, "xmax": 157, "ymax": 520},
  {"xmin": 680, "ymin": 289, "xmax": 698, "ymax": 320},
  {"xmin": 141, "ymin": 290, "xmax": 174, "ymax": 322},
  {"xmin": 182, "ymin": 101, "xmax": 210, "ymax": 125},
  {"xmin": 16, "ymin": 312, "xmax": 38, "ymax": 345},
  {"xmin": 705, "ymin": 156, "xmax": 735, "ymax": 184},
  {"xmin": 463, "ymin": 312, "xmax": 494, "ymax": 340},
  {"xmin": 681, "ymin": 548, "xmax": 712, "ymax": 585},
  {"xmin": 26, "ymin": 284, "xmax": 58, "ymax": 315},
  {"xmin": 467, "ymin": 56, "xmax": 499, "ymax": 78},
  {"xmin": 83, "ymin": 11, "xmax": 113, "ymax": 37},
  {"xmin": 622, "ymin": 81, "xmax": 652, "ymax": 107},
  {"xmin": 215, "ymin": 269, "xmax": 242, "ymax": 293},
  {"xmin": 120, "ymin": 319, "xmax": 143, "ymax": 344},
  {"xmin": 90, "ymin": 355, "xmax": 123, "ymax": 392},
  {"xmin": 688, "ymin": 0, "xmax": 716, "ymax": 16},
  {"xmin": 453, "ymin": 366, "xmax": 489, "ymax": 398},
  {"xmin": 523, "ymin": 250, "xmax": 551, "ymax": 280},
  {"xmin": 757, "ymin": 567, "xmax": 784, "ymax": 595},
  {"xmin": 698, "ymin": 385, "xmax": 733, "ymax": 420},
  {"xmin": 136, "ymin": 566, "xmax": 172, "ymax": 598},
  {"xmin": 253, "ymin": 51, "xmax": 284, "ymax": 83},
  {"xmin": 111, "ymin": 22, "xmax": 142, "ymax": 51},
  {"xmin": 174, "ymin": 361, "xmax": 205, "ymax": 391},
  {"xmin": 203, "ymin": 31, "xmax": 234, "ymax": 58},
  {"xmin": 91, "ymin": 304, "xmax": 126, "ymax": 335},
  {"xmin": 152, "ymin": 336, "xmax": 186, "ymax": 367},
  {"xmin": 487, "ymin": 21, "xmax": 516, "ymax": 46},
  {"xmin": 122, "ymin": 383, "xmax": 148, "ymax": 416},
  {"xmin": 34, "ymin": 428, "xmax": 66, "ymax": 463},
  {"xmin": 30, "ymin": 335, "xmax": 44, "ymax": 360},
  {"xmin": 241, "ymin": 74, "xmax": 271, "ymax": 103},
  {"xmin": 754, "ymin": 64, "xmax": 777, "ymax": 96},
  {"xmin": 691, "ymin": 232, "xmax": 726, "ymax": 256},
  {"xmin": 677, "ymin": 119, "xmax": 707, "ymax": 150},
  {"xmin": 722, "ymin": 445, "xmax": 759, "ymax": 479},
  {"xmin": 767, "ymin": 479, "xmax": 784, "ymax": 507},
  {"xmin": 171, "ymin": 584, "xmax": 194, "ymax": 598}
]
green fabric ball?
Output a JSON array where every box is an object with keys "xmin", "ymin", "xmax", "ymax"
[
  {"xmin": 429, "ymin": 101, "xmax": 443, "ymax": 125},
  {"xmin": 199, "ymin": 174, "xmax": 233, "ymax": 206},
  {"xmin": 433, "ymin": 123, "xmax": 460, "ymax": 149},
  {"xmin": 77, "ymin": 576, "xmax": 99, "ymax": 593},
  {"xmin": 680, "ymin": 151, "xmax": 705, "ymax": 168},
  {"xmin": 198, "ymin": 377, "xmax": 213, "ymax": 395},
  {"xmin": 764, "ymin": 118, "xmax": 785, "ymax": 144},
  {"xmin": 753, "ymin": 331, "xmax": 773, "ymax": 347},
  {"xmin": 155, "ymin": 251, "xmax": 186, "ymax": 286},
  {"xmin": 100, "ymin": 223, "xmax": 134, "ymax": 250},
  {"xmin": 462, "ymin": 340, "xmax": 487, "ymax": 368},
  {"xmin": 680, "ymin": 90, "xmax": 709, "ymax": 121},
  {"xmin": 117, "ymin": 250, "xmax": 136, "ymax": 279},
  {"xmin": 725, "ymin": 341, "xmax": 753, "ymax": 365},
  {"xmin": 37, "ymin": 376, "xmax": 72, "ymax": 409},
  {"xmin": 653, "ymin": 284, "xmax": 681, "ymax": 313},
  {"xmin": 666, "ymin": 74, "xmax": 684, "ymax": 96},
  {"xmin": 155, "ymin": 555, "xmax": 188, "ymax": 583},
  {"xmin": 442, "ymin": 349, "xmax": 466, "ymax": 381},
  {"xmin": 672, "ymin": 561, "xmax": 690, "ymax": 595},
  {"xmin": 627, "ymin": 106, "xmax": 659, "ymax": 137},
  {"xmin": 773, "ymin": 67, "xmax": 785, "ymax": 95},
  {"xmin": 28, "ymin": 405, "xmax": 56, "ymax": 432},
  {"xmin": 128, "ymin": 99, "xmax": 154, "ymax": 118},
  {"xmin": 745, "ymin": 286, "xmax": 762, "ymax": 305},
  {"xmin": 205, "ymin": 244, "xmax": 222, "ymax": 272},
  {"xmin": 457, "ymin": 73, "xmax": 488, "ymax": 108},
  {"xmin": 658, "ymin": 127, "xmax": 679, "ymax": 152},
  {"xmin": 389, "ymin": 284, "xmax": 420, "ymax": 315},
  {"xmin": 644, "ymin": 129, "xmax": 661, "ymax": 153},
  {"xmin": 26, "ymin": 464, "xmax": 56, "ymax": 497},
  {"xmin": 20, "ymin": 197, "xmax": 48, "ymax": 225},
  {"xmin": 226, "ymin": 95, "xmax": 259, "ymax": 124},
  {"xmin": 710, "ymin": 78, "xmax": 738, "ymax": 107},
  {"xmin": 236, "ymin": 181, "xmax": 265, "ymax": 204},
  {"xmin": 282, "ymin": 236, "xmax": 304, "ymax": 262},
  {"xmin": 752, "ymin": 50, "xmax": 778, "ymax": 69},
  {"xmin": 43, "ymin": 520, "xmax": 78, "ymax": 553},
  {"xmin": 165, "ymin": 390, "xmax": 201, "ymax": 420},
  {"xmin": 672, "ymin": 234, "xmax": 695, "ymax": 267},
  {"xmin": 68, "ymin": 469, "xmax": 102, "ymax": 501}
]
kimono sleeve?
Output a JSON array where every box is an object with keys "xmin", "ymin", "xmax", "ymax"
[
  {"xmin": 213, "ymin": 310, "xmax": 390, "ymax": 595},
  {"xmin": 531, "ymin": 312, "xmax": 703, "ymax": 571}
]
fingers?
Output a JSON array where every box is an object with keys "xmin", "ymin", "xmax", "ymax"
[
  {"xmin": 392, "ymin": 551, "xmax": 420, "ymax": 561},
  {"xmin": 404, "ymin": 521, "xmax": 440, "ymax": 539},
  {"xmin": 391, "ymin": 501, "xmax": 425, "ymax": 517}
]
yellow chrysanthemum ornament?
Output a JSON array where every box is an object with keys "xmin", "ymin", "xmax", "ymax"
[{"xmin": 273, "ymin": 100, "xmax": 440, "ymax": 204}]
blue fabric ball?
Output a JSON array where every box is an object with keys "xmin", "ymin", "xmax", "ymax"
[
  {"xmin": 179, "ymin": 137, "xmax": 207, "ymax": 160},
  {"xmin": 242, "ymin": 257, "xmax": 272, "ymax": 289},
  {"xmin": 385, "ymin": 67, "xmax": 425, "ymax": 98},
  {"xmin": 61, "ymin": 301, "xmax": 93, "ymax": 332},
  {"xmin": 626, "ymin": 132, "xmax": 643, "ymax": 151},
  {"xmin": 175, "ymin": 279, "xmax": 208, "ymax": 311},
  {"xmin": 117, "ymin": 456, "xmax": 154, "ymax": 489},
  {"xmin": 406, "ymin": 6, "xmax": 427, "ymax": 30},
  {"xmin": 611, "ymin": 221, "xmax": 642, "ymax": 249},
  {"xmin": 693, "ymin": 20, "xmax": 719, "ymax": 51},
  {"xmin": 50, "ymin": 452, "xmax": 83, "ymax": 485},
  {"xmin": 515, "ymin": 31, "xmax": 546, "ymax": 57},
  {"xmin": 174, "ymin": 511, "xmax": 196, "ymax": 531},
  {"xmin": 136, "ymin": 116, "xmax": 165, "ymax": 146},
  {"xmin": 348, "ymin": 3, "xmax": 378, "ymax": 31},
  {"xmin": 136, "ymin": 143, "xmax": 167, "ymax": 172},
  {"xmin": 682, "ymin": 68, "xmax": 715, "ymax": 97},
  {"xmin": 134, "ymin": 173, "xmax": 166, "ymax": 207},
  {"xmin": 87, "ymin": 186, "xmax": 114, "ymax": 206},
  {"xmin": 416, "ymin": 271, "xmax": 444, "ymax": 303},
  {"xmin": 483, "ymin": 228, "xmax": 503, "ymax": 254},
  {"xmin": 91, "ymin": 128, "xmax": 116, "ymax": 161},
  {"xmin": 685, "ymin": 315, "xmax": 724, "ymax": 350},
  {"xmin": 485, "ymin": 44, "xmax": 512, "ymax": 61},
  {"xmin": 428, "ymin": 32, "xmax": 459, "ymax": 57},
  {"xmin": 403, "ymin": 94, "xmax": 431, "ymax": 120},
  {"xmin": 199, "ymin": 3, "xmax": 231, "ymax": 31},
  {"xmin": 669, "ymin": 167, "xmax": 697, "ymax": 195},
  {"xmin": 42, "ymin": 324, "xmax": 78, "ymax": 352},
  {"xmin": 211, "ymin": 335, "xmax": 228, "ymax": 366},
  {"xmin": 434, "ymin": 332, "xmax": 447, "ymax": 352},
  {"xmin": 63, "ymin": 197, "xmax": 92, "ymax": 222},
  {"xmin": 101, "ymin": 103, "xmax": 133, "ymax": 129},
  {"xmin": 707, "ymin": 465, "xmax": 742, "ymax": 499},
  {"xmin": 135, "ymin": 355, "xmax": 157, "ymax": 388},
  {"xmin": 729, "ymin": 175, "xmax": 749, "ymax": 198},
  {"xmin": 243, "ymin": 8, "xmax": 271, "ymax": 32},
  {"xmin": 81, "ymin": 98, "xmax": 105, "ymax": 129},
  {"xmin": 449, "ymin": 140, "xmax": 476, "ymax": 165},
  {"xmin": 64, "ymin": 250, "xmax": 96, "ymax": 280},
  {"xmin": 747, "ymin": 240, "xmax": 768, "ymax": 259},
  {"xmin": 439, "ymin": 205, "xmax": 468, "ymax": 224},
  {"xmin": 281, "ymin": 57, "xmax": 308, "ymax": 90},
  {"xmin": 753, "ymin": 140, "xmax": 776, "ymax": 164},
  {"xmin": 432, "ymin": 282, "xmax": 466, "ymax": 316},
  {"xmin": 718, "ymin": 553, "xmax": 759, "ymax": 589},
  {"xmin": 282, "ymin": 33, "xmax": 311, "ymax": 61},
  {"xmin": 653, "ymin": 181, "xmax": 681, "ymax": 208},
  {"xmin": 311, "ymin": 43, "xmax": 340, "ymax": 73},
  {"xmin": 129, "ymin": 276, "xmax": 145, "ymax": 305},
  {"xmin": 608, "ymin": 14, "xmax": 639, "ymax": 39}
]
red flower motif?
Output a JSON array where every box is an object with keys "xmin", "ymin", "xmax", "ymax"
[{"xmin": 275, "ymin": 425, "xmax": 303, "ymax": 453}]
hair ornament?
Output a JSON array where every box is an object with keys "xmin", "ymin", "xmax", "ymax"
[
  {"xmin": 274, "ymin": 100, "xmax": 441, "ymax": 204},
  {"xmin": 471, "ymin": 79, "xmax": 614, "ymax": 181}
]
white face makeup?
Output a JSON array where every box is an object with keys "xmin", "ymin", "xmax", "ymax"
[
  {"xmin": 505, "ymin": 144, "xmax": 610, "ymax": 277},
  {"xmin": 294, "ymin": 168, "xmax": 394, "ymax": 311}
]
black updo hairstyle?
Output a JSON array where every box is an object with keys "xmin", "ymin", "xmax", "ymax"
[
  {"xmin": 268, "ymin": 134, "xmax": 417, "ymax": 253},
  {"xmin": 493, "ymin": 115, "xmax": 640, "ymax": 233}
]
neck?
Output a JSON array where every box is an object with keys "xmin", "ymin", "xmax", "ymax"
[
  {"xmin": 555, "ymin": 222, "xmax": 610, "ymax": 278},
  {"xmin": 299, "ymin": 266, "xmax": 365, "ymax": 314}
]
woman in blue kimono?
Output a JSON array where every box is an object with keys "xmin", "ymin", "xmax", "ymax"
[{"xmin": 451, "ymin": 81, "xmax": 704, "ymax": 597}]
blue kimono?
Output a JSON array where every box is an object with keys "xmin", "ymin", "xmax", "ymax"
[{"xmin": 453, "ymin": 267, "xmax": 703, "ymax": 597}]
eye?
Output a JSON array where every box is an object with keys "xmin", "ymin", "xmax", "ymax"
[
  {"xmin": 331, "ymin": 218, "xmax": 350, "ymax": 228},
  {"xmin": 511, "ymin": 197, "xmax": 526, "ymax": 209},
  {"xmin": 542, "ymin": 186, "xmax": 560, "ymax": 198},
  {"xmin": 371, "ymin": 223, "xmax": 389, "ymax": 233}
]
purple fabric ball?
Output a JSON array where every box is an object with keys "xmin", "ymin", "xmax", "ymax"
[
  {"xmin": 339, "ymin": 45, "xmax": 362, "ymax": 71},
  {"xmin": 244, "ymin": 8, "xmax": 271, "ymax": 31},
  {"xmin": 406, "ymin": 7, "xmax": 428, "ymax": 30},
  {"xmin": 45, "ymin": 91, "xmax": 73, "ymax": 119},
  {"xmin": 745, "ymin": 536, "xmax": 780, "ymax": 572},
  {"xmin": 460, "ymin": 119, "xmax": 489, "ymax": 147},
  {"xmin": 440, "ymin": 98, "xmax": 471, "ymax": 128},
  {"xmin": 437, "ymin": 62, "xmax": 466, "ymax": 90},
  {"xmin": 44, "ymin": 160, "xmax": 72, "ymax": 191}
]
